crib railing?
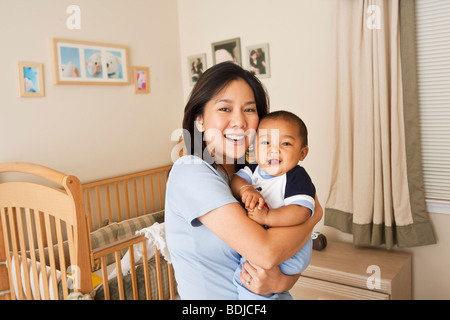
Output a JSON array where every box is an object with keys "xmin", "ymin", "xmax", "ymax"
[
  {"xmin": 92, "ymin": 234, "xmax": 176, "ymax": 300},
  {"xmin": 82, "ymin": 166, "xmax": 171, "ymax": 233}
]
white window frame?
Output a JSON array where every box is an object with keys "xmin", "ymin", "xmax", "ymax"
[{"xmin": 415, "ymin": 0, "xmax": 450, "ymax": 214}]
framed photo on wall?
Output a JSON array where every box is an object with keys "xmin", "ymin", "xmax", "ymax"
[
  {"xmin": 51, "ymin": 38, "xmax": 129, "ymax": 85},
  {"xmin": 18, "ymin": 61, "xmax": 45, "ymax": 97},
  {"xmin": 246, "ymin": 43, "xmax": 270, "ymax": 78},
  {"xmin": 132, "ymin": 66, "xmax": 150, "ymax": 93},
  {"xmin": 187, "ymin": 53, "xmax": 206, "ymax": 86},
  {"xmin": 212, "ymin": 37, "xmax": 241, "ymax": 66}
]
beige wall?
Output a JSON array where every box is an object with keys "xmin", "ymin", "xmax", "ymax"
[
  {"xmin": 1, "ymin": 0, "xmax": 449, "ymax": 299},
  {"xmin": 177, "ymin": 0, "xmax": 450, "ymax": 299},
  {"xmin": 0, "ymin": 0, "xmax": 184, "ymax": 182}
]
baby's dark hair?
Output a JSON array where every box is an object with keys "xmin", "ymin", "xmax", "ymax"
[{"xmin": 260, "ymin": 110, "xmax": 308, "ymax": 147}]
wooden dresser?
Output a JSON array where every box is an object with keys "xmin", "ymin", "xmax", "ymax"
[{"xmin": 290, "ymin": 241, "xmax": 412, "ymax": 300}]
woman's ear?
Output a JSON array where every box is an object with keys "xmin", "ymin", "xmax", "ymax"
[
  {"xmin": 299, "ymin": 146, "xmax": 309, "ymax": 161},
  {"xmin": 195, "ymin": 115, "xmax": 204, "ymax": 132}
]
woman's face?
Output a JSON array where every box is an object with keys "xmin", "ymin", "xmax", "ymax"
[{"xmin": 196, "ymin": 79, "xmax": 259, "ymax": 164}]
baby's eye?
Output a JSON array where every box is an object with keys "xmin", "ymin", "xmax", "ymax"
[
  {"xmin": 260, "ymin": 141, "xmax": 269, "ymax": 145},
  {"xmin": 281, "ymin": 142, "xmax": 291, "ymax": 146}
]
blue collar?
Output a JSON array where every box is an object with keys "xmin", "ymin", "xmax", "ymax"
[{"xmin": 258, "ymin": 166, "xmax": 276, "ymax": 179}]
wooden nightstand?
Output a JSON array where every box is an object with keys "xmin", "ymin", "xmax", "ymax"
[{"xmin": 290, "ymin": 241, "xmax": 412, "ymax": 300}]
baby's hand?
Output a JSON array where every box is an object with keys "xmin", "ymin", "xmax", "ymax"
[
  {"xmin": 247, "ymin": 204, "xmax": 268, "ymax": 226},
  {"xmin": 240, "ymin": 186, "xmax": 265, "ymax": 211}
]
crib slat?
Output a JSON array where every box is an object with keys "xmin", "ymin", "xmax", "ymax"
[
  {"xmin": 157, "ymin": 175, "xmax": 163, "ymax": 211},
  {"xmin": 124, "ymin": 180, "xmax": 130, "ymax": 220},
  {"xmin": 95, "ymin": 187, "xmax": 102, "ymax": 227},
  {"xmin": 115, "ymin": 182, "xmax": 121, "ymax": 222},
  {"xmin": 141, "ymin": 177, "xmax": 147, "ymax": 214},
  {"xmin": 84, "ymin": 189, "xmax": 93, "ymax": 233},
  {"xmin": 16, "ymin": 207, "xmax": 33, "ymax": 299},
  {"xmin": 132, "ymin": 179, "xmax": 136, "ymax": 217},
  {"xmin": 154, "ymin": 246, "xmax": 163, "ymax": 300},
  {"xmin": 129, "ymin": 245, "xmax": 138, "ymax": 300},
  {"xmin": 43, "ymin": 213, "xmax": 59, "ymax": 299},
  {"xmin": 168, "ymin": 263, "xmax": 175, "ymax": 300},
  {"xmin": 24, "ymin": 209, "xmax": 41, "ymax": 300},
  {"xmin": 1, "ymin": 208, "xmax": 17, "ymax": 300},
  {"xmin": 34, "ymin": 211, "xmax": 50, "ymax": 300},
  {"xmin": 7, "ymin": 207, "xmax": 24, "ymax": 300},
  {"xmin": 150, "ymin": 176, "xmax": 155, "ymax": 212},
  {"xmin": 141, "ymin": 241, "xmax": 151, "ymax": 300},
  {"xmin": 55, "ymin": 217, "xmax": 68, "ymax": 299},
  {"xmin": 37, "ymin": 212, "xmax": 47, "ymax": 248},
  {"xmin": 115, "ymin": 251, "xmax": 124, "ymax": 300},
  {"xmin": 100, "ymin": 256, "xmax": 110, "ymax": 300},
  {"xmin": 66, "ymin": 224, "xmax": 75, "ymax": 283},
  {"xmin": 106, "ymin": 184, "xmax": 112, "ymax": 223}
]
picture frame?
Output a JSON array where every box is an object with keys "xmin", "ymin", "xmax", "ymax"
[
  {"xmin": 187, "ymin": 53, "xmax": 206, "ymax": 86},
  {"xmin": 132, "ymin": 66, "xmax": 150, "ymax": 94},
  {"xmin": 18, "ymin": 61, "xmax": 45, "ymax": 97},
  {"xmin": 211, "ymin": 37, "xmax": 242, "ymax": 66},
  {"xmin": 246, "ymin": 43, "xmax": 270, "ymax": 78},
  {"xmin": 51, "ymin": 38, "xmax": 129, "ymax": 85}
]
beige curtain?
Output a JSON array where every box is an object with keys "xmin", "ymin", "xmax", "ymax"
[{"xmin": 325, "ymin": 0, "xmax": 436, "ymax": 249}]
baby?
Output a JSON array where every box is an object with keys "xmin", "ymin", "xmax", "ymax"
[{"xmin": 231, "ymin": 110, "xmax": 316, "ymax": 300}]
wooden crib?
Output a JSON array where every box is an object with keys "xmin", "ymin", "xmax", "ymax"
[{"xmin": 0, "ymin": 162, "xmax": 175, "ymax": 300}]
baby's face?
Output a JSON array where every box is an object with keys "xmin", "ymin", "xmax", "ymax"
[{"xmin": 256, "ymin": 118, "xmax": 308, "ymax": 176}]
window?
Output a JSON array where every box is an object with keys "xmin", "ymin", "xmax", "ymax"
[{"xmin": 415, "ymin": 0, "xmax": 450, "ymax": 214}]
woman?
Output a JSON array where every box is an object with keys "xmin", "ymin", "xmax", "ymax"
[{"xmin": 165, "ymin": 62, "xmax": 322, "ymax": 299}]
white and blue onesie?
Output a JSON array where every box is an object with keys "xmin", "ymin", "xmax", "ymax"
[{"xmin": 233, "ymin": 163, "xmax": 316, "ymax": 300}]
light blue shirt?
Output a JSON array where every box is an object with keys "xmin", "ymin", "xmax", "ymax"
[{"xmin": 165, "ymin": 155, "xmax": 240, "ymax": 299}]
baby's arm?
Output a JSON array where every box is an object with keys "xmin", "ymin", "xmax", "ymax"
[
  {"xmin": 264, "ymin": 205, "xmax": 311, "ymax": 227},
  {"xmin": 248, "ymin": 204, "xmax": 311, "ymax": 227},
  {"xmin": 231, "ymin": 175, "xmax": 265, "ymax": 211}
]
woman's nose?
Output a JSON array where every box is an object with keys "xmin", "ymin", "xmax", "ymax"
[{"xmin": 230, "ymin": 110, "xmax": 246, "ymax": 129}]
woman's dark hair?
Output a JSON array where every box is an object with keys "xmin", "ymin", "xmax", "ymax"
[{"xmin": 182, "ymin": 62, "xmax": 269, "ymax": 167}]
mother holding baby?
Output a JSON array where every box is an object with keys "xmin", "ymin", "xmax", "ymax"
[{"xmin": 165, "ymin": 62, "xmax": 322, "ymax": 299}]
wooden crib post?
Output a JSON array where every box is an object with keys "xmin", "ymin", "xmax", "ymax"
[
  {"xmin": 0, "ymin": 214, "xmax": 11, "ymax": 300},
  {"xmin": 64, "ymin": 175, "xmax": 92, "ymax": 294}
]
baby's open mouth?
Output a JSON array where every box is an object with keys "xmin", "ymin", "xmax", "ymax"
[{"xmin": 268, "ymin": 159, "xmax": 280, "ymax": 165}]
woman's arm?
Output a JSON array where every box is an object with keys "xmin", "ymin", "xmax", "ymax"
[{"xmin": 198, "ymin": 194, "xmax": 323, "ymax": 270}]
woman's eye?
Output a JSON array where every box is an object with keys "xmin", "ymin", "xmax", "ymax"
[
  {"xmin": 244, "ymin": 107, "xmax": 257, "ymax": 112},
  {"xmin": 218, "ymin": 107, "xmax": 230, "ymax": 112}
]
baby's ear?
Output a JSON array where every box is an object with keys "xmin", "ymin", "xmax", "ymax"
[
  {"xmin": 299, "ymin": 146, "xmax": 309, "ymax": 161},
  {"xmin": 195, "ymin": 116, "xmax": 204, "ymax": 132}
]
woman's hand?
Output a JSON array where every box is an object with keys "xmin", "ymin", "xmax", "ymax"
[{"xmin": 239, "ymin": 260, "xmax": 300, "ymax": 295}]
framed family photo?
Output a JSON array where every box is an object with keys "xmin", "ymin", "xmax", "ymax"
[
  {"xmin": 51, "ymin": 38, "xmax": 129, "ymax": 85},
  {"xmin": 211, "ymin": 37, "xmax": 241, "ymax": 66},
  {"xmin": 18, "ymin": 61, "xmax": 45, "ymax": 97},
  {"xmin": 132, "ymin": 66, "xmax": 150, "ymax": 93},
  {"xmin": 246, "ymin": 43, "xmax": 270, "ymax": 78},
  {"xmin": 187, "ymin": 53, "xmax": 206, "ymax": 86}
]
